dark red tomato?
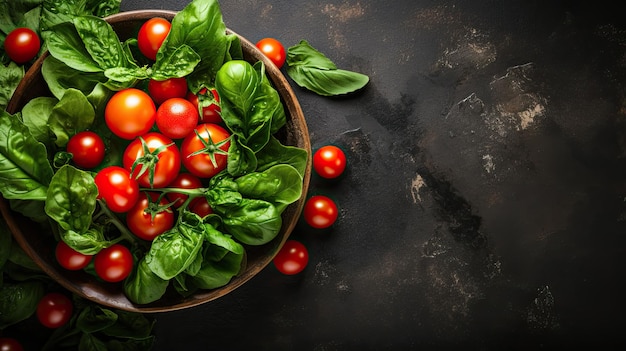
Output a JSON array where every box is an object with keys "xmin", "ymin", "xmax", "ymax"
[
  {"xmin": 186, "ymin": 88, "xmax": 222, "ymax": 124},
  {"xmin": 155, "ymin": 98, "xmax": 199, "ymax": 139},
  {"xmin": 255, "ymin": 38, "xmax": 286, "ymax": 68},
  {"xmin": 105, "ymin": 88, "xmax": 156, "ymax": 140},
  {"xmin": 166, "ymin": 172, "xmax": 203, "ymax": 208},
  {"xmin": 137, "ymin": 17, "xmax": 171, "ymax": 60},
  {"xmin": 148, "ymin": 77, "xmax": 188, "ymax": 105},
  {"xmin": 190, "ymin": 196, "xmax": 213, "ymax": 218},
  {"xmin": 303, "ymin": 195, "xmax": 338, "ymax": 229},
  {"xmin": 55, "ymin": 240, "xmax": 92, "ymax": 271},
  {"xmin": 273, "ymin": 240, "xmax": 309, "ymax": 275},
  {"xmin": 122, "ymin": 132, "xmax": 181, "ymax": 188},
  {"xmin": 0, "ymin": 337, "xmax": 24, "ymax": 351},
  {"xmin": 313, "ymin": 145, "xmax": 346, "ymax": 179},
  {"xmin": 94, "ymin": 244, "xmax": 133, "ymax": 283},
  {"xmin": 126, "ymin": 192, "xmax": 175, "ymax": 241},
  {"xmin": 4, "ymin": 27, "xmax": 40, "ymax": 64},
  {"xmin": 180, "ymin": 123, "xmax": 231, "ymax": 178},
  {"xmin": 94, "ymin": 166, "xmax": 139, "ymax": 213},
  {"xmin": 36, "ymin": 292, "xmax": 73, "ymax": 329},
  {"xmin": 66, "ymin": 131, "xmax": 105, "ymax": 169}
]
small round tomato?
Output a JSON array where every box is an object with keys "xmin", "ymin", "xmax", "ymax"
[
  {"xmin": 55, "ymin": 241, "xmax": 92, "ymax": 271},
  {"xmin": 137, "ymin": 17, "xmax": 171, "ymax": 60},
  {"xmin": 186, "ymin": 88, "xmax": 222, "ymax": 124},
  {"xmin": 190, "ymin": 196, "xmax": 213, "ymax": 218},
  {"xmin": 123, "ymin": 132, "xmax": 181, "ymax": 188},
  {"xmin": 180, "ymin": 123, "xmax": 231, "ymax": 178},
  {"xmin": 94, "ymin": 166, "xmax": 139, "ymax": 213},
  {"xmin": 105, "ymin": 88, "xmax": 156, "ymax": 140},
  {"xmin": 37, "ymin": 292, "xmax": 73, "ymax": 329},
  {"xmin": 166, "ymin": 172, "xmax": 203, "ymax": 208},
  {"xmin": 313, "ymin": 145, "xmax": 347, "ymax": 179},
  {"xmin": 255, "ymin": 38, "xmax": 286, "ymax": 68},
  {"xmin": 148, "ymin": 77, "xmax": 188, "ymax": 105},
  {"xmin": 94, "ymin": 244, "xmax": 133, "ymax": 283},
  {"xmin": 4, "ymin": 27, "xmax": 40, "ymax": 64},
  {"xmin": 126, "ymin": 192, "xmax": 175, "ymax": 241},
  {"xmin": 273, "ymin": 240, "xmax": 309, "ymax": 275},
  {"xmin": 0, "ymin": 337, "xmax": 24, "ymax": 351},
  {"xmin": 303, "ymin": 195, "xmax": 338, "ymax": 229},
  {"xmin": 155, "ymin": 97, "xmax": 199, "ymax": 139},
  {"xmin": 66, "ymin": 131, "xmax": 105, "ymax": 169}
]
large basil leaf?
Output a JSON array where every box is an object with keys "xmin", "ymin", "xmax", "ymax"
[
  {"xmin": 44, "ymin": 165, "xmax": 97, "ymax": 233},
  {"xmin": 0, "ymin": 110, "xmax": 54, "ymax": 200},
  {"xmin": 226, "ymin": 136, "xmax": 257, "ymax": 177},
  {"xmin": 256, "ymin": 136, "xmax": 308, "ymax": 178},
  {"xmin": 45, "ymin": 21, "xmax": 103, "ymax": 72},
  {"xmin": 42, "ymin": 55, "xmax": 104, "ymax": 100},
  {"xmin": 0, "ymin": 0, "xmax": 41, "ymax": 35},
  {"xmin": 0, "ymin": 281, "xmax": 45, "ymax": 329},
  {"xmin": 221, "ymin": 198, "xmax": 282, "ymax": 245},
  {"xmin": 21, "ymin": 96, "xmax": 57, "ymax": 147},
  {"xmin": 123, "ymin": 258, "xmax": 169, "ymax": 305},
  {"xmin": 189, "ymin": 247, "xmax": 243, "ymax": 289},
  {"xmin": 40, "ymin": 0, "xmax": 121, "ymax": 31},
  {"xmin": 60, "ymin": 228, "xmax": 113, "ymax": 256},
  {"xmin": 49, "ymin": 88, "xmax": 95, "ymax": 147},
  {"xmin": 235, "ymin": 164, "xmax": 303, "ymax": 211},
  {"xmin": 0, "ymin": 62, "xmax": 24, "ymax": 111},
  {"xmin": 149, "ymin": 44, "xmax": 200, "ymax": 81}
]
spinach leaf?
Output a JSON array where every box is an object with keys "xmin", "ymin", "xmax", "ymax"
[
  {"xmin": 221, "ymin": 198, "xmax": 282, "ymax": 246},
  {"xmin": 286, "ymin": 40, "xmax": 369, "ymax": 96},
  {"xmin": 0, "ymin": 110, "xmax": 54, "ymax": 200},
  {"xmin": 0, "ymin": 281, "xmax": 45, "ymax": 329},
  {"xmin": 123, "ymin": 258, "xmax": 169, "ymax": 305},
  {"xmin": 49, "ymin": 88, "xmax": 95, "ymax": 147},
  {"xmin": 0, "ymin": 62, "xmax": 24, "ymax": 110},
  {"xmin": 235, "ymin": 164, "xmax": 303, "ymax": 212}
]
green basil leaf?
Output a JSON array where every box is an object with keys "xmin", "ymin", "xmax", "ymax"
[
  {"xmin": 0, "ymin": 62, "xmax": 24, "ymax": 111},
  {"xmin": 189, "ymin": 248, "xmax": 243, "ymax": 290},
  {"xmin": 123, "ymin": 258, "xmax": 169, "ymax": 305},
  {"xmin": 226, "ymin": 136, "xmax": 257, "ymax": 177},
  {"xmin": 60, "ymin": 228, "xmax": 114, "ymax": 256},
  {"xmin": 85, "ymin": 0, "xmax": 121, "ymax": 18},
  {"xmin": 286, "ymin": 40, "xmax": 338, "ymax": 70},
  {"xmin": 42, "ymin": 55, "xmax": 104, "ymax": 100},
  {"xmin": 150, "ymin": 44, "xmax": 200, "ymax": 81},
  {"xmin": 72, "ymin": 16, "xmax": 128, "ymax": 69},
  {"xmin": 45, "ymin": 21, "xmax": 103, "ymax": 73},
  {"xmin": 101, "ymin": 308, "xmax": 156, "ymax": 340},
  {"xmin": 45, "ymin": 165, "xmax": 97, "ymax": 233},
  {"xmin": 21, "ymin": 96, "xmax": 57, "ymax": 147},
  {"xmin": 76, "ymin": 305, "xmax": 119, "ymax": 334},
  {"xmin": 235, "ymin": 164, "xmax": 303, "ymax": 210},
  {"xmin": 79, "ymin": 333, "xmax": 108, "ymax": 351},
  {"xmin": 221, "ymin": 198, "xmax": 282, "ymax": 245},
  {"xmin": 48, "ymin": 88, "xmax": 95, "ymax": 147},
  {"xmin": 256, "ymin": 136, "xmax": 309, "ymax": 178},
  {"xmin": 0, "ymin": 281, "xmax": 45, "ymax": 329}
]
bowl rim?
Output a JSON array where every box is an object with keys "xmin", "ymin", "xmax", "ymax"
[{"xmin": 0, "ymin": 9, "xmax": 311, "ymax": 313}]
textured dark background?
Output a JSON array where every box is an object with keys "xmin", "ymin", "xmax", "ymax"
[{"xmin": 91, "ymin": 0, "xmax": 626, "ymax": 349}]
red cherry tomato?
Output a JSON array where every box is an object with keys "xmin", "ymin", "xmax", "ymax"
[
  {"xmin": 55, "ymin": 240, "xmax": 92, "ymax": 271},
  {"xmin": 186, "ymin": 88, "xmax": 222, "ymax": 124},
  {"xmin": 66, "ymin": 131, "xmax": 105, "ymax": 169},
  {"xmin": 137, "ymin": 17, "xmax": 171, "ymax": 60},
  {"xmin": 190, "ymin": 196, "xmax": 213, "ymax": 218},
  {"xmin": 4, "ymin": 27, "xmax": 40, "ymax": 64},
  {"xmin": 122, "ymin": 132, "xmax": 181, "ymax": 188},
  {"xmin": 180, "ymin": 123, "xmax": 231, "ymax": 178},
  {"xmin": 94, "ymin": 166, "xmax": 139, "ymax": 213},
  {"xmin": 94, "ymin": 244, "xmax": 133, "ymax": 283},
  {"xmin": 303, "ymin": 195, "xmax": 338, "ymax": 229},
  {"xmin": 126, "ymin": 192, "xmax": 175, "ymax": 241},
  {"xmin": 255, "ymin": 38, "xmax": 286, "ymax": 68},
  {"xmin": 313, "ymin": 145, "xmax": 347, "ymax": 179},
  {"xmin": 273, "ymin": 240, "xmax": 309, "ymax": 275},
  {"xmin": 0, "ymin": 337, "xmax": 24, "ymax": 351},
  {"xmin": 36, "ymin": 292, "xmax": 73, "ymax": 329},
  {"xmin": 105, "ymin": 88, "xmax": 156, "ymax": 140},
  {"xmin": 166, "ymin": 172, "xmax": 203, "ymax": 208},
  {"xmin": 155, "ymin": 97, "xmax": 199, "ymax": 139},
  {"xmin": 148, "ymin": 77, "xmax": 188, "ymax": 105}
]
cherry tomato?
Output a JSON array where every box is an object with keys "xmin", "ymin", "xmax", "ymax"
[
  {"xmin": 166, "ymin": 172, "xmax": 203, "ymax": 208},
  {"xmin": 55, "ymin": 240, "xmax": 92, "ymax": 271},
  {"xmin": 105, "ymin": 88, "xmax": 156, "ymax": 140},
  {"xmin": 94, "ymin": 244, "xmax": 133, "ymax": 283},
  {"xmin": 186, "ymin": 88, "xmax": 222, "ymax": 124},
  {"xmin": 190, "ymin": 196, "xmax": 213, "ymax": 218},
  {"xmin": 66, "ymin": 131, "xmax": 105, "ymax": 169},
  {"xmin": 137, "ymin": 17, "xmax": 171, "ymax": 60},
  {"xmin": 273, "ymin": 240, "xmax": 309, "ymax": 275},
  {"xmin": 155, "ymin": 97, "xmax": 199, "ymax": 139},
  {"xmin": 148, "ymin": 77, "xmax": 188, "ymax": 105},
  {"xmin": 0, "ymin": 337, "xmax": 24, "ymax": 351},
  {"xmin": 126, "ymin": 192, "xmax": 175, "ymax": 241},
  {"xmin": 4, "ymin": 27, "xmax": 40, "ymax": 64},
  {"xmin": 303, "ymin": 195, "xmax": 338, "ymax": 229},
  {"xmin": 94, "ymin": 166, "xmax": 139, "ymax": 213},
  {"xmin": 313, "ymin": 145, "xmax": 347, "ymax": 179},
  {"xmin": 36, "ymin": 292, "xmax": 73, "ymax": 329},
  {"xmin": 180, "ymin": 123, "xmax": 231, "ymax": 178},
  {"xmin": 255, "ymin": 38, "xmax": 286, "ymax": 68},
  {"xmin": 122, "ymin": 132, "xmax": 181, "ymax": 188}
]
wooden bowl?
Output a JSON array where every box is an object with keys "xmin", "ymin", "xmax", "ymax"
[{"xmin": 0, "ymin": 10, "xmax": 311, "ymax": 313}]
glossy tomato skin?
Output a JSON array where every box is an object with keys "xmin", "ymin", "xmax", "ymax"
[
  {"xmin": 55, "ymin": 241, "xmax": 92, "ymax": 271},
  {"xmin": 36, "ymin": 292, "xmax": 73, "ymax": 329},
  {"xmin": 166, "ymin": 172, "xmax": 203, "ymax": 208},
  {"xmin": 303, "ymin": 195, "xmax": 339, "ymax": 229},
  {"xmin": 0, "ymin": 337, "xmax": 24, "ymax": 351},
  {"xmin": 105, "ymin": 88, "xmax": 156, "ymax": 140},
  {"xmin": 4, "ymin": 27, "xmax": 40, "ymax": 64},
  {"xmin": 126, "ymin": 192, "xmax": 175, "ymax": 241},
  {"xmin": 190, "ymin": 196, "xmax": 213, "ymax": 218},
  {"xmin": 66, "ymin": 131, "xmax": 105, "ymax": 169},
  {"xmin": 148, "ymin": 77, "xmax": 188, "ymax": 105},
  {"xmin": 313, "ymin": 145, "xmax": 347, "ymax": 179},
  {"xmin": 94, "ymin": 166, "xmax": 139, "ymax": 213},
  {"xmin": 155, "ymin": 98, "xmax": 199, "ymax": 139},
  {"xmin": 137, "ymin": 17, "xmax": 171, "ymax": 60},
  {"xmin": 255, "ymin": 38, "xmax": 286, "ymax": 68},
  {"xmin": 94, "ymin": 244, "xmax": 133, "ymax": 283},
  {"xmin": 122, "ymin": 132, "xmax": 181, "ymax": 188},
  {"xmin": 180, "ymin": 123, "xmax": 231, "ymax": 178},
  {"xmin": 273, "ymin": 240, "xmax": 309, "ymax": 275},
  {"xmin": 186, "ymin": 88, "xmax": 222, "ymax": 124}
]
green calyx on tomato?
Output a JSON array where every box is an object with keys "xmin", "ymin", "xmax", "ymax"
[{"xmin": 123, "ymin": 133, "xmax": 181, "ymax": 189}]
